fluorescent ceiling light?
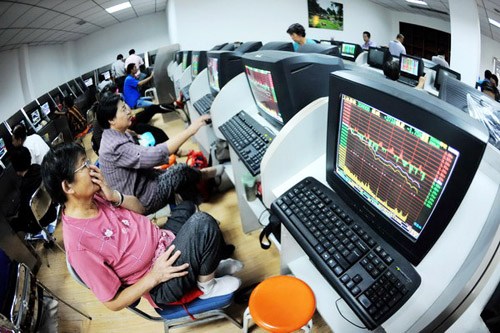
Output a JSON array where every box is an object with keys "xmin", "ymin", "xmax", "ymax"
[
  {"xmin": 105, "ymin": 2, "xmax": 131, "ymax": 14},
  {"xmin": 406, "ymin": 0, "xmax": 428, "ymax": 6},
  {"xmin": 489, "ymin": 18, "xmax": 500, "ymax": 29}
]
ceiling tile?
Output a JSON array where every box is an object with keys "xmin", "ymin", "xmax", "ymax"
[
  {"xmin": 12, "ymin": 7, "xmax": 48, "ymax": 27},
  {"xmin": 0, "ymin": 3, "xmax": 31, "ymax": 28},
  {"xmin": 25, "ymin": 10, "xmax": 59, "ymax": 28}
]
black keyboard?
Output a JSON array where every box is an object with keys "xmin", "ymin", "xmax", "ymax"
[
  {"xmin": 193, "ymin": 93, "xmax": 215, "ymax": 115},
  {"xmin": 181, "ymin": 84, "xmax": 191, "ymax": 101},
  {"xmin": 271, "ymin": 177, "xmax": 421, "ymax": 329},
  {"xmin": 397, "ymin": 76, "xmax": 418, "ymax": 87},
  {"xmin": 219, "ymin": 111, "xmax": 275, "ymax": 176}
]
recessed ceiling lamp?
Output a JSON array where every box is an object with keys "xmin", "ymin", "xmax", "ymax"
[
  {"xmin": 406, "ymin": 0, "xmax": 428, "ymax": 6},
  {"xmin": 489, "ymin": 18, "xmax": 500, "ymax": 29},
  {"xmin": 105, "ymin": 2, "xmax": 132, "ymax": 14}
]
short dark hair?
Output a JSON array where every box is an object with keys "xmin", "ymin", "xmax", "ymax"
[
  {"xmin": 96, "ymin": 93, "xmax": 122, "ymax": 129},
  {"xmin": 117, "ymin": 54, "xmax": 123, "ymax": 60},
  {"xmin": 63, "ymin": 95, "xmax": 75, "ymax": 108},
  {"xmin": 129, "ymin": 49, "xmax": 135, "ymax": 55},
  {"xmin": 383, "ymin": 58, "xmax": 400, "ymax": 81},
  {"xmin": 485, "ymin": 70, "xmax": 492, "ymax": 79},
  {"xmin": 126, "ymin": 63, "xmax": 135, "ymax": 75},
  {"xmin": 10, "ymin": 146, "xmax": 31, "ymax": 172},
  {"xmin": 363, "ymin": 31, "xmax": 371, "ymax": 38},
  {"xmin": 397, "ymin": 33, "xmax": 404, "ymax": 40},
  {"xmin": 490, "ymin": 74, "xmax": 498, "ymax": 87},
  {"xmin": 41, "ymin": 142, "xmax": 86, "ymax": 204},
  {"xmin": 12, "ymin": 124, "xmax": 27, "ymax": 142},
  {"xmin": 286, "ymin": 23, "xmax": 306, "ymax": 37}
]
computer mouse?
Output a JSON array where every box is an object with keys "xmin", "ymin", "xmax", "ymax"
[{"xmin": 205, "ymin": 118, "xmax": 212, "ymax": 125}]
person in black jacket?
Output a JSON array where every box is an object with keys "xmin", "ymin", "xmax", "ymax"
[{"xmin": 9, "ymin": 146, "xmax": 57, "ymax": 236}]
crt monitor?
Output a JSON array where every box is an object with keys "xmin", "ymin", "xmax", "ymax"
[
  {"xmin": 69, "ymin": 80, "xmax": 82, "ymax": 96},
  {"xmin": 206, "ymin": 51, "xmax": 244, "ymax": 95},
  {"xmin": 182, "ymin": 51, "xmax": 192, "ymax": 71},
  {"xmin": 23, "ymin": 100, "xmax": 41, "ymax": 128},
  {"xmin": 434, "ymin": 66, "xmax": 461, "ymax": 90},
  {"xmin": 102, "ymin": 70, "xmax": 111, "ymax": 80},
  {"xmin": 259, "ymin": 41, "xmax": 294, "ymax": 52},
  {"xmin": 234, "ymin": 41, "xmax": 263, "ymax": 55},
  {"xmin": 6, "ymin": 110, "xmax": 30, "ymax": 135},
  {"xmin": 211, "ymin": 43, "xmax": 228, "ymax": 51},
  {"xmin": 340, "ymin": 42, "xmax": 362, "ymax": 61},
  {"xmin": 326, "ymin": 70, "xmax": 489, "ymax": 265},
  {"xmin": 191, "ymin": 51, "xmax": 207, "ymax": 79},
  {"xmin": 297, "ymin": 43, "xmax": 340, "ymax": 56},
  {"xmin": 399, "ymin": 54, "xmax": 424, "ymax": 81},
  {"xmin": 220, "ymin": 43, "xmax": 236, "ymax": 51},
  {"xmin": 74, "ymin": 77, "xmax": 87, "ymax": 92},
  {"xmin": 367, "ymin": 46, "xmax": 391, "ymax": 69},
  {"xmin": 439, "ymin": 75, "xmax": 497, "ymax": 113},
  {"xmin": 241, "ymin": 50, "xmax": 345, "ymax": 130},
  {"xmin": 59, "ymin": 83, "xmax": 72, "ymax": 97},
  {"xmin": 38, "ymin": 93, "xmax": 55, "ymax": 119},
  {"xmin": 175, "ymin": 51, "xmax": 183, "ymax": 65}
]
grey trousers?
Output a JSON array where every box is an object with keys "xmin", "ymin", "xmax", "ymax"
[{"xmin": 149, "ymin": 201, "xmax": 223, "ymax": 305}]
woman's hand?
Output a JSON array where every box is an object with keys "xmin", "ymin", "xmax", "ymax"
[
  {"xmin": 149, "ymin": 245, "xmax": 189, "ymax": 285},
  {"xmin": 89, "ymin": 165, "xmax": 116, "ymax": 201},
  {"xmin": 188, "ymin": 115, "xmax": 211, "ymax": 134}
]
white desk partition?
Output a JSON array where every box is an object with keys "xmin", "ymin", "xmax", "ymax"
[
  {"xmin": 211, "ymin": 73, "xmax": 255, "ymax": 140},
  {"xmin": 167, "ymin": 60, "xmax": 175, "ymax": 80},
  {"xmin": 260, "ymin": 99, "xmax": 500, "ymax": 332},
  {"xmin": 178, "ymin": 65, "xmax": 192, "ymax": 92},
  {"xmin": 172, "ymin": 63, "xmax": 183, "ymax": 98}
]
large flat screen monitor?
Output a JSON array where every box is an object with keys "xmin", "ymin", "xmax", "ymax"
[
  {"xmin": 242, "ymin": 50, "xmax": 344, "ymax": 130},
  {"xmin": 326, "ymin": 70, "xmax": 488, "ymax": 265}
]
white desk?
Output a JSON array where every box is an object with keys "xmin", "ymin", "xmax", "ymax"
[{"xmin": 259, "ymin": 97, "xmax": 500, "ymax": 332}]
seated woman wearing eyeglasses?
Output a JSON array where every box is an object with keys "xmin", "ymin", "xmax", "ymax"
[
  {"xmin": 96, "ymin": 93, "xmax": 222, "ymax": 216},
  {"xmin": 41, "ymin": 143, "xmax": 241, "ymax": 311}
]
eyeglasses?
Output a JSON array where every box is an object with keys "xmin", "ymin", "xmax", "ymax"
[{"xmin": 74, "ymin": 159, "xmax": 91, "ymax": 173}]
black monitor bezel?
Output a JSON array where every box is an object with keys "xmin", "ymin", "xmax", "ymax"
[
  {"xmin": 340, "ymin": 42, "xmax": 362, "ymax": 61},
  {"xmin": 326, "ymin": 70, "xmax": 488, "ymax": 265},
  {"xmin": 399, "ymin": 53, "xmax": 424, "ymax": 81},
  {"xmin": 191, "ymin": 51, "xmax": 207, "ymax": 79},
  {"xmin": 59, "ymin": 83, "xmax": 73, "ymax": 97},
  {"xmin": 37, "ymin": 95, "xmax": 53, "ymax": 120},
  {"xmin": 434, "ymin": 65, "xmax": 461, "ymax": 91},
  {"xmin": 6, "ymin": 110, "xmax": 31, "ymax": 135},
  {"xmin": 182, "ymin": 50, "xmax": 192, "ymax": 71},
  {"xmin": 259, "ymin": 42, "xmax": 294, "ymax": 52},
  {"xmin": 367, "ymin": 46, "xmax": 391, "ymax": 69},
  {"xmin": 74, "ymin": 77, "xmax": 88, "ymax": 92},
  {"xmin": 206, "ymin": 51, "xmax": 245, "ymax": 95},
  {"xmin": 23, "ymin": 100, "xmax": 41, "ymax": 129},
  {"xmin": 175, "ymin": 51, "xmax": 183, "ymax": 65}
]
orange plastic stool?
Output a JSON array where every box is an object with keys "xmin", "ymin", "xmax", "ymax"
[{"xmin": 242, "ymin": 275, "xmax": 316, "ymax": 333}]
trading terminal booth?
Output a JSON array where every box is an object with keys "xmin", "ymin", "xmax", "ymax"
[
  {"xmin": 340, "ymin": 42, "xmax": 363, "ymax": 61},
  {"xmin": 297, "ymin": 43, "xmax": 340, "ymax": 56},
  {"xmin": 6, "ymin": 110, "xmax": 31, "ymax": 135},
  {"xmin": 259, "ymin": 68, "xmax": 499, "ymax": 332}
]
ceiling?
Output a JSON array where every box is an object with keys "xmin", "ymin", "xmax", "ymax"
[
  {"xmin": 0, "ymin": 0, "xmax": 167, "ymax": 52},
  {"xmin": 367, "ymin": 0, "xmax": 500, "ymax": 43},
  {"xmin": 0, "ymin": 0, "xmax": 498, "ymax": 52}
]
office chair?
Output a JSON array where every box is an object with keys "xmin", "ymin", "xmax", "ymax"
[
  {"xmin": 51, "ymin": 132, "xmax": 65, "ymax": 146},
  {"xmin": 26, "ymin": 184, "xmax": 65, "ymax": 267},
  {"xmin": 66, "ymin": 258, "xmax": 242, "ymax": 332},
  {"xmin": 0, "ymin": 249, "xmax": 91, "ymax": 333}
]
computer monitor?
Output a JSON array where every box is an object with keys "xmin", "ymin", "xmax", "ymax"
[
  {"xmin": 434, "ymin": 66, "xmax": 461, "ymax": 91},
  {"xmin": 148, "ymin": 50, "xmax": 157, "ymax": 67},
  {"xmin": 175, "ymin": 51, "xmax": 183, "ymax": 65},
  {"xmin": 242, "ymin": 50, "xmax": 345, "ymax": 130},
  {"xmin": 367, "ymin": 46, "xmax": 391, "ymax": 69},
  {"xmin": 22, "ymin": 100, "xmax": 41, "ymax": 128},
  {"xmin": 259, "ymin": 42, "xmax": 294, "ymax": 52},
  {"xmin": 59, "ymin": 83, "xmax": 73, "ymax": 97},
  {"xmin": 102, "ymin": 70, "xmax": 111, "ymax": 80},
  {"xmin": 30, "ymin": 108, "xmax": 41, "ymax": 127},
  {"xmin": 74, "ymin": 77, "xmax": 87, "ymax": 92},
  {"xmin": 69, "ymin": 80, "xmax": 82, "ymax": 97},
  {"xmin": 40, "ymin": 101, "xmax": 51, "ymax": 118},
  {"xmin": 0, "ymin": 137, "xmax": 6, "ymax": 160},
  {"xmin": 211, "ymin": 43, "xmax": 228, "ymax": 51},
  {"xmin": 191, "ymin": 51, "xmax": 207, "ymax": 79},
  {"xmin": 206, "ymin": 52, "xmax": 238, "ymax": 95},
  {"xmin": 220, "ymin": 43, "xmax": 236, "ymax": 51},
  {"xmin": 82, "ymin": 71, "xmax": 95, "ymax": 88},
  {"xmin": 399, "ymin": 54, "xmax": 424, "ymax": 81},
  {"xmin": 6, "ymin": 110, "xmax": 30, "ymax": 134},
  {"xmin": 182, "ymin": 51, "xmax": 192, "ymax": 71},
  {"xmin": 439, "ymin": 75, "xmax": 497, "ymax": 113},
  {"xmin": 297, "ymin": 43, "xmax": 340, "ymax": 56},
  {"xmin": 326, "ymin": 70, "xmax": 489, "ymax": 265},
  {"xmin": 234, "ymin": 41, "xmax": 263, "ymax": 55},
  {"xmin": 340, "ymin": 42, "xmax": 362, "ymax": 61},
  {"xmin": 84, "ymin": 77, "xmax": 94, "ymax": 87}
]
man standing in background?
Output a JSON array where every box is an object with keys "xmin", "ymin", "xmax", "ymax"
[
  {"xmin": 111, "ymin": 54, "xmax": 126, "ymax": 92},
  {"xmin": 125, "ymin": 49, "xmax": 146, "ymax": 80}
]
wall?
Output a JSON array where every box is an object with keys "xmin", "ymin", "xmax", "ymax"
[
  {"xmin": 168, "ymin": 0, "xmax": 393, "ymax": 50},
  {"xmin": 480, "ymin": 35, "xmax": 500, "ymax": 77},
  {"xmin": 0, "ymin": 49, "xmax": 26, "ymax": 122}
]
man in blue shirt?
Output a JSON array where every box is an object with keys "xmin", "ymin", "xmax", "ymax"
[
  {"xmin": 388, "ymin": 33, "xmax": 406, "ymax": 57},
  {"xmin": 123, "ymin": 63, "xmax": 156, "ymax": 108},
  {"xmin": 361, "ymin": 31, "xmax": 376, "ymax": 50},
  {"xmin": 286, "ymin": 23, "xmax": 316, "ymax": 51}
]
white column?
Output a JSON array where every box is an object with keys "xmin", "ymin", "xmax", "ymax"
[
  {"xmin": 449, "ymin": 0, "xmax": 481, "ymax": 86},
  {"xmin": 18, "ymin": 44, "xmax": 35, "ymax": 103}
]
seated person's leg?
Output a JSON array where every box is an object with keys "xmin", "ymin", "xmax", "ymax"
[
  {"xmin": 150, "ymin": 212, "xmax": 240, "ymax": 305},
  {"xmin": 136, "ymin": 97, "xmax": 154, "ymax": 108},
  {"xmin": 146, "ymin": 164, "xmax": 202, "ymax": 215}
]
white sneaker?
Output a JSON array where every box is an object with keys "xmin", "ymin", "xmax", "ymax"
[{"xmin": 198, "ymin": 276, "xmax": 241, "ymax": 299}]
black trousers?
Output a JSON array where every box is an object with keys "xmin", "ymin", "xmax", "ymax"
[{"xmin": 149, "ymin": 201, "xmax": 223, "ymax": 305}]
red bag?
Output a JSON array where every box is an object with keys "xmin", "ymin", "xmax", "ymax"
[
  {"xmin": 185, "ymin": 151, "xmax": 210, "ymax": 201},
  {"xmin": 167, "ymin": 288, "xmax": 204, "ymax": 320}
]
